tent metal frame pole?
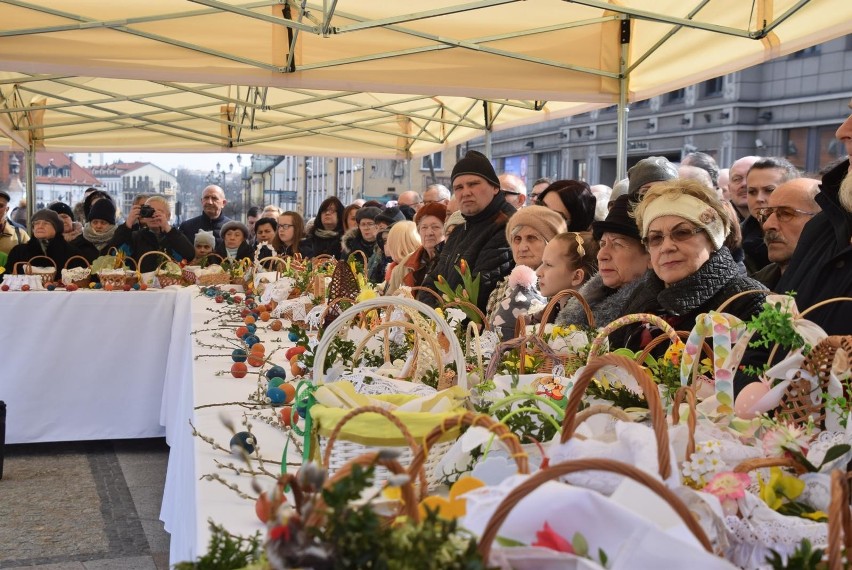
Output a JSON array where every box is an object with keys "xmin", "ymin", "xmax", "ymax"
[
  {"xmin": 25, "ymin": 145, "xmax": 35, "ymax": 225},
  {"xmin": 615, "ymin": 18, "xmax": 630, "ymax": 182}
]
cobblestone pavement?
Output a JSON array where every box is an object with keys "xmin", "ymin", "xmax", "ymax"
[{"xmin": 0, "ymin": 439, "xmax": 170, "ymax": 570}]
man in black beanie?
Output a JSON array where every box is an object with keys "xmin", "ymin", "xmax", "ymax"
[{"xmin": 418, "ymin": 150, "xmax": 516, "ymax": 312}]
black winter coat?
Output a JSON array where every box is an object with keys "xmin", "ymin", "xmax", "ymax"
[
  {"xmin": 612, "ymin": 247, "xmax": 767, "ymax": 352},
  {"xmin": 6, "ymin": 236, "xmax": 86, "ymax": 275},
  {"xmin": 304, "ymin": 229, "xmax": 341, "ymax": 259},
  {"xmin": 178, "ymin": 213, "xmax": 231, "ymax": 246},
  {"xmin": 741, "ymin": 215, "xmax": 770, "ymax": 274},
  {"xmin": 418, "ymin": 193, "xmax": 516, "ymax": 313},
  {"xmin": 775, "ymin": 159, "xmax": 852, "ymax": 334},
  {"xmin": 341, "ymin": 228, "xmax": 377, "ymax": 262},
  {"xmin": 110, "ymin": 224, "xmax": 196, "ymax": 272}
]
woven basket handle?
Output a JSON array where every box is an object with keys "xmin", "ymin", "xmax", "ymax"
[
  {"xmin": 560, "ymin": 354, "xmax": 672, "ymax": 480},
  {"xmin": 444, "ymin": 299, "xmax": 490, "ymax": 329},
  {"xmin": 406, "ymin": 285, "xmax": 445, "ymax": 305},
  {"xmin": 483, "ymin": 334, "xmax": 561, "ymax": 380},
  {"xmin": 348, "ymin": 250, "xmax": 369, "ymax": 278},
  {"xmin": 407, "ymin": 412, "xmax": 529, "ymax": 485},
  {"xmin": 136, "ymin": 250, "xmax": 173, "ymax": 276},
  {"xmin": 64, "ymin": 255, "xmax": 91, "ymax": 270},
  {"xmin": 197, "ymin": 253, "xmax": 224, "ymax": 266},
  {"xmin": 350, "ymin": 320, "xmax": 443, "ymax": 377},
  {"xmin": 309, "ymin": 451, "xmax": 420, "ymax": 527},
  {"xmin": 732, "ymin": 456, "xmax": 808, "ymax": 475},
  {"xmin": 715, "ymin": 288, "xmax": 768, "ymax": 313},
  {"xmin": 589, "ymin": 313, "xmax": 679, "ymax": 359},
  {"xmin": 312, "ymin": 296, "xmax": 468, "ymax": 390},
  {"xmin": 476, "ymin": 457, "xmax": 713, "ymax": 561},
  {"xmin": 636, "ymin": 330, "xmax": 713, "ymax": 365},
  {"xmin": 465, "ymin": 320, "xmax": 485, "ymax": 373},
  {"xmin": 828, "ymin": 470, "xmax": 852, "ymax": 570},
  {"xmin": 572, "ymin": 404, "xmax": 632, "ymax": 436},
  {"xmin": 537, "ymin": 289, "xmax": 595, "ymax": 334},
  {"xmin": 26, "ymin": 255, "xmax": 57, "ymax": 274},
  {"xmin": 320, "ymin": 405, "xmax": 428, "ymax": 496},
  {"xmin": 671, "ymin": 386, "xmax": 697, "ymax": 462}
]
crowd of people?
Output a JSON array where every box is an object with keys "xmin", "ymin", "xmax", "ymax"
[{"xmin": 2, "ymin": 102, "xmax": 851, "ymax": 395}]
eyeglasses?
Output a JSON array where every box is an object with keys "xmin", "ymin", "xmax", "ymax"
[
  {"xmin": 279, "ymin": 224, "xmax": 294, "ymax": 230},
  {"xmin": 502, "ymin": 188, "xmax": 524, "ymax": 196},
  {"xmin": 359, "ymin": 221, "xmax": 376, "ymax": 229},
  {"xmin": 642, "ymin": 226, "xmax": 705, "ymax": 248},
  {"xmin": 756, "ymin": 206, "xmax": 817, "ymax": 224}
]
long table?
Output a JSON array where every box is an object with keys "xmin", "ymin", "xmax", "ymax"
[
  {"xmin": 0, "ymin": 288, "xmax": 194, "ymax": 444},
  {"xmin": 160, "ymin": 289, "xmax": 290, "ymax": 566}
]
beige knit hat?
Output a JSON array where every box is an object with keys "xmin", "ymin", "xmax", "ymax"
[{"xmin": 505, "ymin": 205, "xmax": 568, "ymax": 243}]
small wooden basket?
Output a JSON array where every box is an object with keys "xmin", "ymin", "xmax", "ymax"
[
  {"xmin": 61, "ymin": 255, "xmax": 92, "ymax": 288},
  {"xmin": 24, "ymin": 255, "xmax": 58, "ymax": 286}
]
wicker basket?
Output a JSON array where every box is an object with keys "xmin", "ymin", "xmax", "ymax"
[
  {"xmin": 307, "ymin": 296, "xmax": 470, "ymax": 490},
  {"xmin": 18, "ymin": 255, "xmax": 57, "ymax": 287},
  {"xmin": 476, "ymin": 458, "xmax": 714, "ymax": 565},
  {"xmin": 61, "ymin": 255, "xmax": 92, "ymax": 288},
  {"xmin": 137, "ymin": 251, "xmax": 181, "ymax": 287}
]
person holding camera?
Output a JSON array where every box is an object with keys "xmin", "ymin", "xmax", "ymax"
[{"xmin": 110, "ymin": 195, "xmax": 195, "ymax": 272}]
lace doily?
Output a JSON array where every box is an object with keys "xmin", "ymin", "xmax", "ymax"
[
  {"xmin": 260, "ymin": 277, "xmax": 295, "ymax": 304},
  {"xmin": 723, "ymin": 491, "xmax": 827, "ymax": 569}
]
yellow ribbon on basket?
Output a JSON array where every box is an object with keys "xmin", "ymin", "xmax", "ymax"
[{"xmin": 311, "ymin": 382, "xmax": 468, "ymax": 446}]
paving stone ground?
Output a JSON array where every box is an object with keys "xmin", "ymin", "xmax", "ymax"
[{"xmin": 0, "ymin": 439, "xmax": 170, "ymax": 570}]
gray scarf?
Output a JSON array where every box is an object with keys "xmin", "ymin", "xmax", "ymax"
[
  {"xmin": 314, "ymin": 228, "xmax": 339, "ymax": 239},
  {"xmin": 555, "ymin": 274, "xmax": 646, "ymax": 328},
  {"xmin": 82, "ymin": 223, "xmax": 116, "ymax": 252}
]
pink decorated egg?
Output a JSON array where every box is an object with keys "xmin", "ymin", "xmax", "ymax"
[{"xmin": 734, "ymin": 381, "xmax": 770, "ymax": 419}]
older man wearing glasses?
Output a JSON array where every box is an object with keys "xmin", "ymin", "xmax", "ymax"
[
  {"xmin": 751, "ymin": 178, "xmax": 821, "ymax": 289},
  {"xmin": 498, "ymin": 173, "xmax": 527, "ymax": 208}
]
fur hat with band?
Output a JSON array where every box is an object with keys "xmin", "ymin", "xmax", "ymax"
[
  {"xmin": 355, "ymin": 206, "xmax": 382, "ymax": 223},
  {"xmin": 376, "ymin": 206, "xmax": 405, "ymax": 226},
  {"xmin": 451, "ymin": 150, "xmax": 500, "ymax": 188},
  {"xmin": 32, "ymin": 208, "xmax": 64, "ymax": 236},
  {"xmin": 87, "ymin": 198, "xmax": 116, "ymax": 225},
  {"xmin": 220, "ymin": 220, "xmax": 249, "ymax": 240},
  {"xmin": 414, "ymin": 202, "xmax": 448, "ymax": 225},
  {"xmin": 627, "ymin": 157, "xmax": 678, "ymax": 199},
  {"xmin": 640, "ymin": 192, "xmax": 728, "ymax": 250},
  {"xmin": 504, "ymin": 205, "xmax": 567, "ymax": 244}
]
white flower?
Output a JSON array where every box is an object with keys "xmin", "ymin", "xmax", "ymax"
[{"xmin": 445, "ymin": 307, "xmax": 466, "ymax": 325}]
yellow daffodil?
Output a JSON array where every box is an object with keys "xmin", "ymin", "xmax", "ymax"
[
  {"xmin": 417, "ymin": 477, "xmax": 484, "ymax": 521},
  {"xmin": 759, "ymin": 466, "xmax": 805, "ymax": 510}
]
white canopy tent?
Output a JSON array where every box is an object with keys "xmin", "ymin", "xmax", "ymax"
[{"xmin": 0, "ymin": 0, "xmax": 849, "ymax": 212}]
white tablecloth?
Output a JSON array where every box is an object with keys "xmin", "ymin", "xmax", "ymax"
[
  {"xmin": 0, "ymin": 287, "xmax": 194, "ymax": 444},
  {"xmin": 160, "ymin": 290, "xmax": 290, "ymax": 566}
]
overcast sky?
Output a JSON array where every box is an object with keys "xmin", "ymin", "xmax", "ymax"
[{"xmin": 99, "ymin": 152, "xmax": 249, "ymax": 174}]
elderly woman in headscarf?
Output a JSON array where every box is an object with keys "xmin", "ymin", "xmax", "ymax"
[
  {"xmin": 71, "ymin": 197, "xmax": 118, "ymax": 263},
  {"xmin": 485, "ymin": 205, "xmax": 567, "ymax": 339},
  {"xmin": 613, "ymin": 179, "xmax": 767, "ymax": 351},
  {"xmin": 6, "ymin": 209, "xmax": 86, "ymax": 273},
  {"xmin": 556, "ymin": 195, "xmax": 650, "ymax": 327}
]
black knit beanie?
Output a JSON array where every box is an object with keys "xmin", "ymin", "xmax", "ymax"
[{"xmin": 451, "ymin": 150, "xmax": 500, "ymax": 188}]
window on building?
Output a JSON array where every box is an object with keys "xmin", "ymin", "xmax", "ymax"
[
  {"xmin": 420, "ymin": 152, "xmax": 443, "ymax": 171},
  {"xmin": 633, "ymin": 99, "xmax": 650, "ymax": 109},
  {"xmin": 785, "ymin": 128, "xmax": 808, "ymax": 170},
  {"xmin": 789, "ymin": 45, "xmax": 821, "ymax": 59},
  {"xmin": 666, "ymin": 89, "xmax": 685, "ymax": 103},
  {"xmin": 538, "ymin": 151, "xmax": 561, "ymax": 180},
  {"xmin": 703, "ymin": 77, "xmax": 724, "ymax": 97},
  {"xmin": 573, "ymin": 159, "xmax": 587, "ymax": 182}
]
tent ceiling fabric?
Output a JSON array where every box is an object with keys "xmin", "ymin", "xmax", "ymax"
[{"xmin": 0, "ymin": 0, "xmax": 848, "ymax": 158}]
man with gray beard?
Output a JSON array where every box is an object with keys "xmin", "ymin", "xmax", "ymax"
[{"xmin": 774, "ymin": 103, "xmax": 852, "ymax": 335}]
